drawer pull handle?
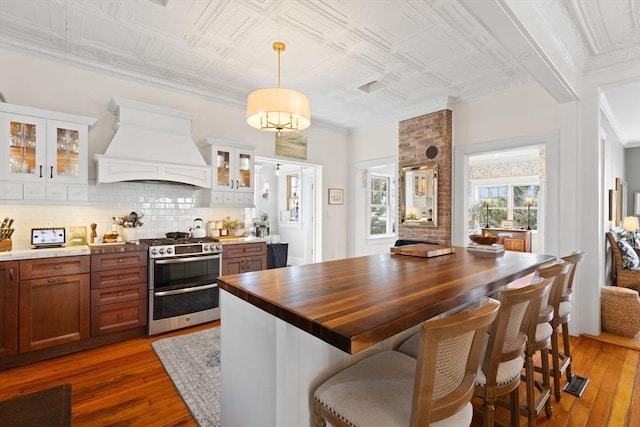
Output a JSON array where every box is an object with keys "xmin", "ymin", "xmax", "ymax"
[
  {"xmin": 117, "ymin": 275, "xmax": 124, "ymax": 280},
  {"xmin": 9, "ymin": 267, "xmax": 14, "ymax": 281},
  {"xmin": 117, "ymin": 314, "xmax": 123, "ymax": 320},
  {"xmin": 47, "ymin": 277, "xmax": 65, "ymax": 284},
  {"xmin": 117, "ymin": 258, "xmax": 124, "ymax": 263},
  {"xmin": 117, "ymin": 292, "xmax": 124, "ymax": 297},
  {"xmin": 53, "ymin": 264, "xmax": 61, "ymax": 270}
]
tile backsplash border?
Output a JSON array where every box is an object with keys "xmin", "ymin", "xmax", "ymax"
[{"xmin": 1, "ymin": 180, "xmax": 244, "ymax": 249}]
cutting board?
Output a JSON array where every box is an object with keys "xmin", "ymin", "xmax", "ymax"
[{"xmin": 390, "ymin": 243, "xmax": 455, "ymax": 258}]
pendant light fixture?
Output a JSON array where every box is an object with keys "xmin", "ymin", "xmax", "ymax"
[{"xmin": 246, "ymin": 42, "xmax": 310, "ymax": 133}]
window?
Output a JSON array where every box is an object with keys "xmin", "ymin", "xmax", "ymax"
[
  {"xmin": 286, "ymin": 173, "xmax": 300, "ymax": 222},
  {"xmin": 473, "ymin": 184, "xmax": 539, "ymax": 229},
  {"xmin": 368, "ymin": 172, "xmax": 396, "ymax": 237}
]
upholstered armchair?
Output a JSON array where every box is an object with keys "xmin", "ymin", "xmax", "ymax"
[{"xmin": 606, "ymin": 232, "xmax": 640, "ymax": 292}]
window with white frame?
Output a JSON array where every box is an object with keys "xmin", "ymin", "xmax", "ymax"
[
  {"xmin": 471, "ymin": 181, "xmax": 539, "ymax": 230},
  {"xmin": 368, "ymin": 172, "xmax": 396, "ymax": 237}
]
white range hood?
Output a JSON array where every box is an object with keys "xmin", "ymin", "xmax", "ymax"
[{"xmin": 95, "ymin": 97, "xmax": 211, "ymax": 187}]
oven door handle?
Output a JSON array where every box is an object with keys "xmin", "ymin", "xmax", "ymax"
[
  {"xmin": 154, "ymin": 255, "xmax": 221, "ymax": 265},
  {"xmin": 154, "ymin": 283, "xmax": 218, "ymax": 296}
]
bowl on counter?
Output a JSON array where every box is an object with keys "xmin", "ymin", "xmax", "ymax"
[
  {"xmin": 469, "ymin": 234, "xmax": 499, "ymax": 245},
  {"xmin": 103, "ymin": 233, "xmax": 119, "ymax": 243}
]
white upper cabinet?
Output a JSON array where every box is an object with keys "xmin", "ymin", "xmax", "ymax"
[
  {"xmin": 199, "ymin": 138, "xmax": 255, "ymax": 207},
  {"xmin": 1, "ymin": 103, "xmax": 96, "ymax": 199}
]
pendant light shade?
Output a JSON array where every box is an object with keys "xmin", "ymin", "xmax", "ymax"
[{"xmin": 246, "ymin": 42, "xmax": 310, "ymax": 133}]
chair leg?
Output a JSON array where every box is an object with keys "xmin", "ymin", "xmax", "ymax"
[
  {"xmin": 561, "ymin": 322, "xmax": 573, "ymax": 381},
  {"xmin": 314, "ymin": 414, "xmax": 327, "ymax": 427},
  {"xmin": 483, "ymin": 395, "xmax": 496, "ymax": 427},
  {"xmin": 541, "ymin": 347, "xmax": 553, "ymax": 419},
  {"xmin": 510, "ymin": 387, "xmax": 520, "ymax": 427},
  {"xmin": 551, "ymin": 328, "xmax": 562, "ymax": 402},
  {"xmin": 523, "ymin": 350, "xmax": 537, "ymax": 427}
]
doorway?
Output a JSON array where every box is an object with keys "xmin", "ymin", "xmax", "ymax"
[
  {"xmin": 453, "ymin": 132, "xmax": 560, "ymax": 254},
  {"xmin": 253, "ymin": 157, "xmax": 321, "ymax": 265}
]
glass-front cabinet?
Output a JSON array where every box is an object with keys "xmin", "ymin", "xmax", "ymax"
[
  {"xmin": 5, "ymin": 114, "xmax": 88, "ymax": 184},
  {"xmin": 1, "ymin": 104, "xmax": 96, "ymax": 199},
  {"xmin": 199, "ymin": 138, "xmax": 255, "ymax": 207}
]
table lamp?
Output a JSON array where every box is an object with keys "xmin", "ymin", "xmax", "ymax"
[
  {"xmin": 483, "ymin": 199, "xmax": 491, "ymax": 228},
  {"xmin": 623, "ymin": 216, "xmax": 640, "ymax": 247},
  {"xmin": 525, "ymin": 198, "xmax": 534, "ymax": 230}
]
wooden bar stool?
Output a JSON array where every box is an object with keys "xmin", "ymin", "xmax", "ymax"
[
  {"xmin": 473, "ymin": 278, "xmax": 552, "ymax": 427},
  {"xmin": 313, "ymin": 299, "xmax": 500, "ymax": 427},
  {"xmin": 549, "ymin": 251, "xmax": 586, "ymax": 401},
  {"xmin": 521, "ymin": 262, "xmax": 570, "ymax": 426}
]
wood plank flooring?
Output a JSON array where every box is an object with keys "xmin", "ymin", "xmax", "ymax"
[{"xmin": 0, "ymin": 322, "xmax": 638, "ymax": 426}]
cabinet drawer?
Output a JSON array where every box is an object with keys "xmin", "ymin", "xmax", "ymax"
[
  {"xmin": 91, "ymin": 267, "xmax": 147, "ymax": 289},
  {"xmin": 91, "ymin": 283, "xmax": 147, "ymax": 306},
  {"xmin": 20, "ymin": 255, "xmax": 90, "ymax": 280},
  {"xmin": 223, "ymin": 242, "xmax": 267, "ymax": 258},
  {"xmin": 91, "ymin": 299, "xmax": 147, "ymax": 336},
  {"xmin": 91, "ymin": 252, "xmax": 147, "ymax": 271}
]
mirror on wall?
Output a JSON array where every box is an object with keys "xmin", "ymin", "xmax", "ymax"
[
  {"xmin": 616, "ymin": 177, "xmax": 627, "ymax": 226},
  {"xmin": 400, "ymin": 164, "xmax": 438, "ymax": 227}
]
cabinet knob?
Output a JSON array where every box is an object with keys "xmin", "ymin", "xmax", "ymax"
[
  {"xmin": 117, "ymin": 275, "xmax": 124, "ymax": 280},
  {"xmin": 117, "ymin": 292, "xmax": 124, "ymax": 297},
  {"xmin": 117, "ymin": 313, "xmax": 123, "ymax": 320},
  {"xmin": 53, "ymin": 264, "xmax": 61, "ymax": 270},
  {"xmin": 117, "ymin": 258, "xmax": 124, "ymax": 263}
]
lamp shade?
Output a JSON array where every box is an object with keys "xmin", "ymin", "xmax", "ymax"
[
  {"xmin": 623, "ymin": 216, "xmax": 640, "ymax": 231},
  {"xmin": 246, "ymin": 88, "xmax": 310, "ymax": 132}
]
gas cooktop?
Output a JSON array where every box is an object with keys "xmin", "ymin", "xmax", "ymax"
[{"xmin": 139, "ymin": 236, "xmax": 220, "ymax": 246}]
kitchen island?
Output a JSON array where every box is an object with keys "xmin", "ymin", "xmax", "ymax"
[{"xmin": 217, "ymin": 249, "xmax": 554, "ymax": 427}]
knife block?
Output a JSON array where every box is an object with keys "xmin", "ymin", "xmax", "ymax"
[{"xmin": 0, "ymin": 238, "xmax": 11, "ymax": 252}]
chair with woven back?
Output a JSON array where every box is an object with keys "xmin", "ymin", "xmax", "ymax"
[
  {"xmin": 520, "ymin": 261, "xmax": 570, "ymax": 427},
  {"xmin": 606, "ymin": 231, "xmax": 640, "ymax": 292},
  {"xmin": 548, "ymin": 251, "xmax": 586, "ymax": 401},
  {"xmin": 313, "ymin": 298, "xmax": 501, "ymax": 427},
  {"xmin": 473, "ymin": 277, "xmax": 552, "ymax": 427}
]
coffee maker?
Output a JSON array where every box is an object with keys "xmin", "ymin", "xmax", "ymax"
[{"xmin": 255, "ymin": 224, "xmax": 269, "ymax": 238}]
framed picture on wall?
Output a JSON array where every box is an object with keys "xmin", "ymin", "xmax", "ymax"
[{"xmin": 328, "ymin": 188, "xmax": 343, "ymax": 205}]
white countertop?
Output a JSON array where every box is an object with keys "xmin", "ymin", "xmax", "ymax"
[{"xmin": 0, "ymin": 245, "xmax": 91, "ymax": 261}]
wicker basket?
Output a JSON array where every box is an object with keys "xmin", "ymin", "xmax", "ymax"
[{"xmin": 601, "ymin": 286, "xmax": 640, "ymax": 337}]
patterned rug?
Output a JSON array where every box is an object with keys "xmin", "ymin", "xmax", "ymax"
[{"xmin": 152, "ymin": 327, "xmax": 221, "ymax": 427}]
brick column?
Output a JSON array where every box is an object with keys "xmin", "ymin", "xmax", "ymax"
[{"xmin": 398, "ymin": 110, "xmax": 452, "ymax": 245}]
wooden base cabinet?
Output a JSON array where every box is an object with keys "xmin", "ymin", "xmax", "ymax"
[
  {"xmin": 222, "ymin": 242, "xmax": 267, "ymax": 275},
  {"xmin": 18, "ymin": 256, "xmax": 90, "ymax": 352},
  {"xmin": 482, "ymin": 228, "xmax": 532, "ymax": 252},
  {"xmin": 0, "ymin": 261, "xmax": 18, "ymax": 357},
  {"xmin": 90, "ymin": 251, "xmax": 147, "ymax": 336}
]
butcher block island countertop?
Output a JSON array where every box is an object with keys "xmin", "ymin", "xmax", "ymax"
[{"xmin": 217, "ymin": 248, "xmax": 554, "ymax": 354}]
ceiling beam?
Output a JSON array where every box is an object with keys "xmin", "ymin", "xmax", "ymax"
[{"xmin": 460, "ymin": 0, "xmax": 580, "ymax": 104}]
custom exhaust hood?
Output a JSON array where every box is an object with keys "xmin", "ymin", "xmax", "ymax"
[{"xmin": 95, "ymin": 97, "xmax": 211, "ymax": 187}]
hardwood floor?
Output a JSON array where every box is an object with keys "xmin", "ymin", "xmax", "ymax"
[{"xmin": 0, "ymin": 322, "xmax": 638, "ymax": 426}]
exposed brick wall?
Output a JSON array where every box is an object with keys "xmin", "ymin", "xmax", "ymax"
[{"xmin": 398, "ymin": 110, "xmax": 452, "ymax": 245}]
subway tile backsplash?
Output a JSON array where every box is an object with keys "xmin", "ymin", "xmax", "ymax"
[{"xmin": 1, "ymin": 180, "xmax": 244, "ymax": 249}]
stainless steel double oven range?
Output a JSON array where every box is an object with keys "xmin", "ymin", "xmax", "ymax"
[{"xmin": 141, "ymin": 236, "xmax": 223, "ymax": 335}]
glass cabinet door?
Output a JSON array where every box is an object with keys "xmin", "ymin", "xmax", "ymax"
[
  {"xmin": 5, "ymin": 114, "xmax": 46, "ymax": 181},
  {"xmin": 215, "ymin": 149, "xmax": 231, "ymax": 189},
  {"xmin": 46, "ymin": 120, "xmax": 88, "ymax": 183},
  {"xmin": 237, "ymin": 152, "xmax": 252, "ymax": 189}
]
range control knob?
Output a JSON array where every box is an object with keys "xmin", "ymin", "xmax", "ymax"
[
  {"xmin": 159, "ymin": 248, "xmax": 165, "ymax": 255},
  {"xmin": 151, "ymin": 248, "xmax": 158, "ymax": 256},
  {"xmin": 166, "ymin": 248, "xmax": 173, "ymax": 254}
]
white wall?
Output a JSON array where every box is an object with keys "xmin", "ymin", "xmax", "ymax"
[{"xmin": 0, "ymin": 47, "xmax": 349, "ymax": 260}]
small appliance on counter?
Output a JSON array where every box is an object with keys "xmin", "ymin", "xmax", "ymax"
[
  {"xmin": 31, "ymin": 227, "xmax": 65, "ymax": 248},
  {"xmin": 190, "ymin": 218, "xmax": 207, "ymax": 238}
]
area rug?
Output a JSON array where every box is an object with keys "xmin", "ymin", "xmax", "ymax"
[{"xmin": 152, "ymin": 327, "xmax": 221, "ymax": 427}]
